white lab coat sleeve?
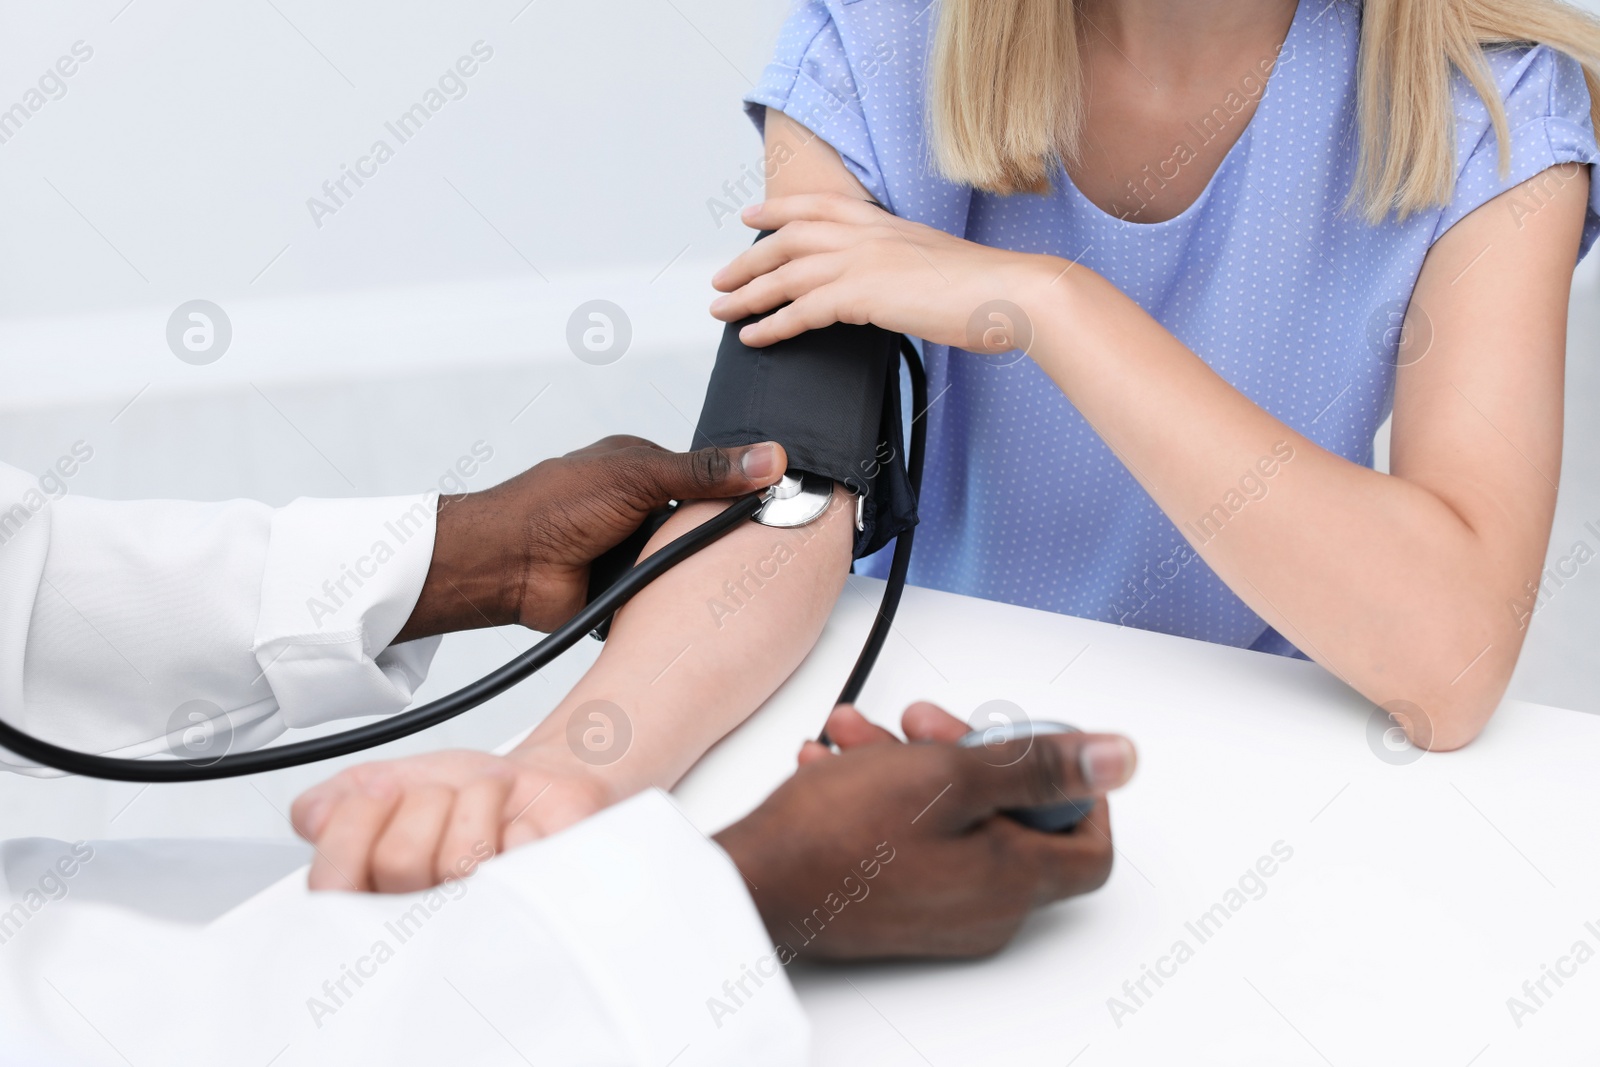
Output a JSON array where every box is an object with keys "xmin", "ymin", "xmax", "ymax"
[
  {"xmin": 251, "ymin": 493, "xmax": 441, "ymax": 730},
  {"xmin": 0, "ymin": 790, "xmax": 810, "ymax": 1067},
  {"xmin": 0, "ymin": 460, "xmax": 441, "ymax": 774}
]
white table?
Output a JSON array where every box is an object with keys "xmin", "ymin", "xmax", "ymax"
[
  {"xmin": 5, "ymin": 576, "xmax": 1594, "ymax": 1066},
  {"xmin": 675, "ymin": 576, "xmax": 1600, "ymax": 1067}
]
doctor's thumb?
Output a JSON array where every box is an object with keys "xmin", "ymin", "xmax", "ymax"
[
  {"xmin": 646, "ymin": 441, "xmax": 788, "ymax": 501},
  {"xmin": 959, "ymin": 732, "xmax": 1137, "ymax": 816}
]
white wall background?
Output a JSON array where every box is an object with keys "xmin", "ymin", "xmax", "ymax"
[
  {"xmin": 0, "ymin": 0, "xmax": 787, "ymax": 314},
  {"xmin": 0, "ymin": 0, "xmax": 795, "ymax": 842},
  {"xmin": 0, "ymin": 0, "xmax": 1595, "ymax": 842}
]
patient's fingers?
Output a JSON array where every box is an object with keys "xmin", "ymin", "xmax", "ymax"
[
  {"xmin": 502, "ymin": 774, "xmax": 614, "ymax": 850},
  {"xmin": 291, "ymin": 775, "xmax": 361, "ymax": 843},
  {"xmin": 307, "ymin": 785, "xmax": 401, "ymax": 892},
  {"xmin": 371, "ymin": 785, "xmax": 455, "ymax": 894},
  {"xmin": 711, "ymin": 254, "xmax": 843, "ymax": 324},
  {"xmin": 739, "ymin": 193, "xmax": 887, "ymax": 231},
  {"xmin": 292, "ymin": 761, "xmax": 400, "ymax": 843},
  {"xmin": 290, "ymin": 788, "xmax": 335, "ymax": 844},
  {"xmin": 737, "ymin": 284, "xmax": 853, "ymax": 347},
  {"xmin": 436, "ymin": 775, "xmax": 513, "ymax": 885},
  {"xmin": 712, "ymin": 221, "xmax": 855, "ymax": 292}
]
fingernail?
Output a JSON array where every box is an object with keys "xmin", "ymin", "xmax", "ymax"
[
  {"xmin": 1078, "ymin": 737, "xmax": 1136, "ymax": 791},
  {"xmin": 740, "ymin": 442, "xmax": 780, "ymax": 480},
  {"xmin": 741, "ymin": 203, "xmax": 761, "ymax": 220},
  {"xmin": 710, "ymin": 295, "xmax": 729, "ymax": 314}
]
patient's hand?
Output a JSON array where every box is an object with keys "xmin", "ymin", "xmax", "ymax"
[{"xmin": 291, "ymin": 746, "xmax": 616, "ymax": 892}]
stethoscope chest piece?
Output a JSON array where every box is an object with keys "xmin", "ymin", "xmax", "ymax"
[{"xmin": 754, "ymin": 471, "xmax": 834, "ymax": 528}]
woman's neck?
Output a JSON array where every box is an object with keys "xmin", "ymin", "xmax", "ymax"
[
  {"xmin": 1067, "ymin": 0, "xmax": 1299, "ymax": 222},
  {"xmin": 1077, "ymin": 0, "xmax": 1299, "ymax": 87}
]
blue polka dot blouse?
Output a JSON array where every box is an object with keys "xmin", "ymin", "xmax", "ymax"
[{"xmin": 743, "ymin": 0, "xmax": 1600, "ymax": 655}]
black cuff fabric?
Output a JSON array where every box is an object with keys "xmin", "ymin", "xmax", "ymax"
[{"xmin": 693, "ymin": 241, "xmax": 918, "ymax": 558}]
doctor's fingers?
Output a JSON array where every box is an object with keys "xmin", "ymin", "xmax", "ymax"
[
  {"xmin": 797, "ymin": 703, "xmax": 899, "ymax": 766},
  {"xmin": 306, "ymin": 784, "xmax": 402, "ymax": 892},
  {"xmin": 564, "ymin": 434, "xmax": 786, "ymax": 499},
  {"xmin": 1001, "ymin": 798, "xmax": 1117, "ymax": 905},
  {"xmin": 800, "ymin": 701, "xmax": 968, "ymax": 765},
  {"xmin": 899, "ymin": 701, "xmax": 970, "ymax": 743},
  {"xmin": 828, "ymin": 704, "xmax": 900, "ymax": 747},
  {"xmin": 609, "ymin": 442, "xmax": 789, "ymax": 506}
]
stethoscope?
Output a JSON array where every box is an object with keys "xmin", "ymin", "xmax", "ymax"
[
  {"xmin": 0, "ymin": 337, "xmax": 1094, "ymax": 832},
  {"xmin": 0, "ymin": 341, "xmax": 930, "ymax": 784}
]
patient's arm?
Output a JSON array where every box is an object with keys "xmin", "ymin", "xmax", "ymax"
[
  {"xmin": 511, "ymin": 490, "xmax": 856, "ymax": 793},
  {"xmin": 502, "ymin": 109, "xmax": 877, "ymax": 794},
  {"xmin": 291, "ymin": 491, "xmax": 858, "ymax": 893},
  {"xmin": 291, "ymin": 113, "xmax": 876, "ymax": 891}
]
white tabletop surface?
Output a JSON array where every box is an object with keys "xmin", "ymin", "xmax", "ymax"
[
  {"xmin": 4, "ymin": 575, "xmax": 1593, "ymax": 1066},
  {"xmin": 674, "ymin": 576, "xmax": 1600, "ymax": 1067}
]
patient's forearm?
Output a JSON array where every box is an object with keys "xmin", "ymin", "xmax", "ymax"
[{"xmin": 510, "ymin": 489, "xmax": 855, "ymax": 793}]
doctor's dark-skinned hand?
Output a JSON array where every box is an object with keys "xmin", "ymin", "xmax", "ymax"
[
  {"xmin": 395, "ymin": 435, "xmax": 785, "ymax": 640},
  {"xmin": 714, "ymin": 702, "xmax": 1135, "ymax": 960}
]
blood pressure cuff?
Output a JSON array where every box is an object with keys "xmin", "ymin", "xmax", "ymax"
[
  {"xmin": 693, "ymin": 235, "xmax": 919, "ymax": 559},
  {"xmin": 585, "ymin": 235, "xmax": 919, "ymax": 639},
  {"xmin": 584, "ymin": 314, "xmax": 915, "ymax": 639}
]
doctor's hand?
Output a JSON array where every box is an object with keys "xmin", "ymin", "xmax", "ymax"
[
  {"xmin": 396, "ymin": 435, "xmax": 786, "ymax": 640},
  {"xmin": 714, "ymin": 702, "xmax": 1135, "ymax": 960},
  {"xmin": 290, "ymin": 748, "xmax": 617, "ymax": 892}
]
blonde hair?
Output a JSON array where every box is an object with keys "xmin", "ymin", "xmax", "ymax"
[{"xmin": 929, "ymin": 0, "xmax": 1600, "ymax": 221}]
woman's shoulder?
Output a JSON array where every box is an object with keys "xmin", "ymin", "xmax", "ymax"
[
  {"xmin": 754, "ymin": 0, "xmax": 936, "ymax": 93},
  {"xmin": 1433, "ymin": 41, "xmax": 1599, "ymax": 251},
  {"xmin": 1450, "ymin": 42, "xmax": 1594, "ymax": 141},
  {"xmin": 777, "ymin": 0, "xmax": 947, "ymax": 50}
]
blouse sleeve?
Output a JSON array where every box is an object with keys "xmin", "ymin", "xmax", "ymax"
[
  {"xmin": 1433, "ymin": 44, "xmax": 1600, "ymax": 260},
  {"xmin": 742, "ymin": 0, "xmax": 890, "ymax": 207}
]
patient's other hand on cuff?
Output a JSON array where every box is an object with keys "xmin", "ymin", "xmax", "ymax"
[{"xmin": 290, "ymin": 747, "xmax": 617, "ymax": 892}]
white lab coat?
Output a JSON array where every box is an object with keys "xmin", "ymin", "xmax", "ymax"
[
  {"xmin": 0, "ymin": 462, "xmax": 439, "ymax": 773},
  {"xmin": 0, "ymin": 463, "xmax": 811, "ymax": 1065}
]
